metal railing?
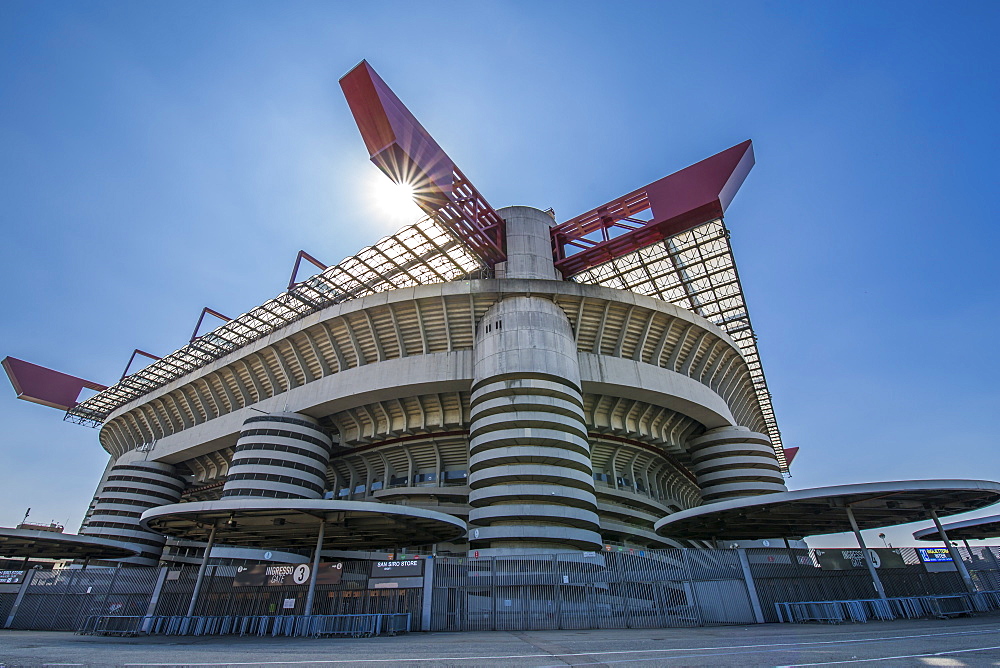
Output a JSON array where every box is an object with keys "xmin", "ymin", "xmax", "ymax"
[
  {"xmin": 774, "ymin": 591, "xmax": 1000, "ymax": 624},
  {"xmin": 77, "ymin": 613, "xmax": 411, "ymax": 637}
]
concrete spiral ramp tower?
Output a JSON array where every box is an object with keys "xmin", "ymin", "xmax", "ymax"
[
  {"xmin": 223, "ymin": 413, "xmax": 333, "ymax": 500},
  {"xmin": 80, "ymin": 450, "xmax": 183, "ymax": 565},
  {"xmin": 688, "ymin": 426, "xmax": 786, "ymax": 503}
]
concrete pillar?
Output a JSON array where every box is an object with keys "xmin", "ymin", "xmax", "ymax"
[
  {"xmin": 687, "ymin": 426, "xmax": 786, "ymax": 503},
  {"xmin": 79, "ymin": 450, "xmax": 184, "ymax": 566},
  {"xmin": 222, "ymin": 412, "xmax": 333, "ymax": 500}
]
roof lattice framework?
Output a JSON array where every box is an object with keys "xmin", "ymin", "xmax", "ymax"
[
  {"xmin": 65, "ymin": 217, "xmax": 485, "ymax": 427},
  {"xmin": 568, "ymin": 218, "xmax": 785, "ymax": 470}
]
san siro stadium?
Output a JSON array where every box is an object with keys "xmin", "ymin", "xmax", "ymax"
[
  {"xmin": 5, "ymin": 61, "xmax": 792, "ymax": 567},
  {"xmin": 9, "ymin": 61, "xmax": 1000, "ymax": 636}
]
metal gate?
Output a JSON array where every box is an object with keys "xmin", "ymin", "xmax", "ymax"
[
  {"xmin": 431, "ymin": 548, "xmax": 757, "ymax": 631},
  {"xmin": 7, "ymin": 567, "xmax": 159, "ymax": 631}
]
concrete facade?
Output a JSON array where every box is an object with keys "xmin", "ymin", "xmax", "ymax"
[{"xmin": 80, "ymin": 206, "xmax": 786, "ymax": 562}]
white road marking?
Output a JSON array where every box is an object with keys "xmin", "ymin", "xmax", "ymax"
[
  {"xmin": 538, "ymin": 647, "xmax": 826, "ymax": 667},
  {"xmin": 777, "ymin": 643, "xmax": 1000, "ymax": 666},
  {"xmin": 119, "ymin": 627, "xmax": 1000, "ymax": 666}
]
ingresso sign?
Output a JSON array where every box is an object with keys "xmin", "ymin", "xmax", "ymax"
[
  {"xmin": 233, "ymin": 562, "xmax": 344, "ymax": 587},
  {"xmin": 815, "ymin": 548, "xmax": 906, "ymax": 570}
]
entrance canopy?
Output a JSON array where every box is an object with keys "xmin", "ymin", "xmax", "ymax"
[
  {"xmin": 914, "ymin": 514, "xmax": 1000, "ymax": 542},
  {"xmin": 0, "ymin": 527, "xmax": 138, "ymax": 561},
  {"xmin": 140, "ymin": 499, "xmax": 466, "ymax": 552},
  {"xmin": 654, "ymin": 480, "xmax": 1000, "ymax": 541}
]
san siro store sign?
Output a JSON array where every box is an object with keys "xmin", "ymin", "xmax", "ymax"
[
  {"xmin": 233, "ymin": 562, "xmax": 344, "ymax": 587},
  {"xmin": 0, "ymin": 570, "xmax": 26, "ymax": 585},
  {"xmin": 815, "ymin": 548, "xmax": 906, "ymax": 570},
  {"xmin": 369, "ymin": 559, "xmax": 425, "ymax": 589}
]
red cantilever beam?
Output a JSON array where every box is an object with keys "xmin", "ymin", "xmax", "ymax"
[
  {"xmin": 287, "ymin": 250, "xmax": 328, "ymax": 290},
  {"xmin": 783, "ymin": 446, "xmax": 799, "ymax": 467},
  {"xmin": 2, "ymin": 357, "xmax": 107, "ymax": 411},
  {"xmin": 551, "ymin": 140, "xmax": 755, "ymax": 277},
  {"xmin": 339, "ymin": 60, "xmax": 506, "ymax": 267},
  {"xmin": 190, "ymin": 307, "xmax": 232, "ymax": 343}
]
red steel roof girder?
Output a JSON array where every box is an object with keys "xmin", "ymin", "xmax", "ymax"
[{"xmin": 552, "ymin": 141, "xmax": 754, "ymax": 277}]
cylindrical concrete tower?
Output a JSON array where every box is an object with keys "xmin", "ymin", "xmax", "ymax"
[
  {"xmin": 468, "ymin": 206, "xmax": 602, "ymax": 555},
  {"xmin": 688, "ymin": 426, "xmax": 787, "ymax": 503},
  {"xmin": 493, "ymin": 205, "xmax": 561, "ymax": 281},
  {"xmin": 80, "ymin": 450, "xmax": 183, "ymax": 565},
  {"xmin": 468, "ymin": 296, "xmax": 602, "ymax": 554},
  {"xmin": 222, "ymin": 412, "xmax": 333, "ymax": 499}
]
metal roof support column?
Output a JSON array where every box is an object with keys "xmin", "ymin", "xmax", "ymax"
[
  {"xmin": 3, "ymin": 568, "xmax": 35, "ymax": 629},
  {"xmin": 929, "ymin": 508, "xmax": 976, "ymax": 593},
  {"xmin": 737, "ymin": 548, "xmax": 765, "ymax": 624},
  {"xmin": 420, "ymin": 552, "xmax": 435, "ymax": 631},
  {"xmin": 986, "ymin": 546, "xmax": 1000, "ymax": 571},
  {"xmin": 845, "ymin": 504, "xmax": 887, "ymax": 600},
  {"xmin": 680, "ymin": 549, "xmax": 704, "ymax": 626},
  {"xmin": 186, "ymin": 523, "xmax": 217, "ymax": 617},
  {"xmin": 305, "ymin": 518, "xmax": 326, "ymax": 617},
  {"xmin": 141, "ymin": 567, "xmax": 168, "ymax": 632}
]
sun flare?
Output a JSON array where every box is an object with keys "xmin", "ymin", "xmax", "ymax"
[{"xmin": 369, "ymin": 174, "xmax": 423, "ymax": 226}]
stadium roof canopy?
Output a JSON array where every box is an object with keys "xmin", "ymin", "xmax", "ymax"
[
  {"xmin": 913, "ymin": 514, "xmax": 1000, "ymax": 542},
  {"xmin": 0, "ymin": 527, "xmax": 139, "ymax": 561},
  {"xmin": 65, "ymin": 218, "xmax": 784, "ymax": 466},
  {"xmin": 654, "ymin": 480, "xmax": 1000, "ymax": 541},
  {"xmin": 140, "ymin": 499, "xmax": 467, "ymax": 551}
]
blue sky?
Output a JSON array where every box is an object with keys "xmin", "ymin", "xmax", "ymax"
[{"xmin": 1, "ymin": 1, "xmax": 998, "ymax": 549}]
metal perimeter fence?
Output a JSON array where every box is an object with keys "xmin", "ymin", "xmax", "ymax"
[
  {"xmin": 3, "ymin": 546, "xmax": 1000, "ymax": 634},
  {"xmin": 2, "ymin": 559, "xmax": 419, "ymax": 634},
  {"xmin": 747, "ymin": 545, "xmax": 1000, "ymax": 622},
  {"xmin": 429, "ymin": 548, "xmax": 756, "ymax": 631}
]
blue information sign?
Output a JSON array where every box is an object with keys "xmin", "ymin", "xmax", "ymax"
[{"xmin": 918, "ymin": 548, "xmax": 953, "ymax": 563}]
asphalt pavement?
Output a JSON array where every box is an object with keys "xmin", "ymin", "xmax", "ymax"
[{"xmin": 3, "ymin": 615, "xmax": 1000, "ymax": 667}]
